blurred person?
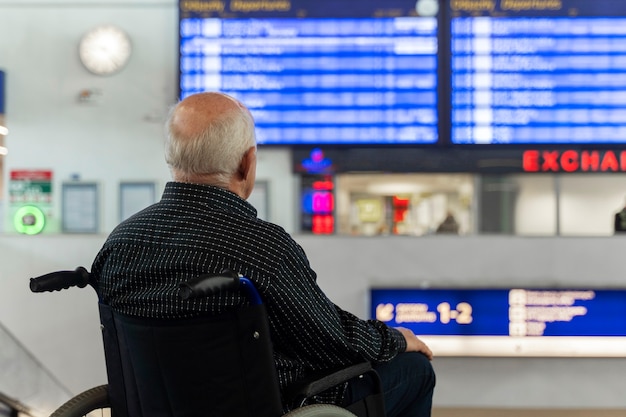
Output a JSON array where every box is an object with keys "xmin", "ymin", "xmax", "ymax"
[
  {"xmin": 614, "ymin": 199, "xmax": 626, "ymax": 233},
  {"xmin": 436, "ymin": 212, "xmax": 459, "ymax": 234},
  {"xmin": 91, "ymin": 92, "xmax": 435, "ymax": 416}
]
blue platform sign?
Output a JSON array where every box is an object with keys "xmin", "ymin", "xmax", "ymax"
[{"xmin": 371, "ymin": 288, "xmax": 626, "ymax": 357}]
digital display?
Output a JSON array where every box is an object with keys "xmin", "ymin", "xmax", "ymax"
[
  {"xmin": 300, "ymin": 174, "xmax": 335, "ymax": 234},
  {"xmin": 179, "ymin": 0, "xmax": 439, "ymax": 145},
  {"xmin": 451, "ymin": 0, "xmax": 626, "ymax": 145},
  {"xmin": 371, "ymin": 288, "xmax": 626, "ymax": 356}
]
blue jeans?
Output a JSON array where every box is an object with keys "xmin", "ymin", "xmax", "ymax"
[{"xmin": 343, "ymin": 352, "xmax": 436, "ymax": 417}]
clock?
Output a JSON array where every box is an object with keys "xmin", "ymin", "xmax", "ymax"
[
  {"xmin": 416, "ymin": 0, "xmax": 439, "ymax": 17},
  {"xmin": 79, "ymin": 25, "xmax": 132, "ymax": 76}
]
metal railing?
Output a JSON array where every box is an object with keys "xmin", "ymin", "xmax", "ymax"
[
  {"xmin": 0, "ymin": 390, "xmax": 35, "ymax": 417},
  {"xmin": 0, "ymin": 322, "xmax": 73, "ymax": 417}
]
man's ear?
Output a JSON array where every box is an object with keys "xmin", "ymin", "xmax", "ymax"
[{"xmin": 238, "ymin": 146, "xmax": 256, "ymax": 181}]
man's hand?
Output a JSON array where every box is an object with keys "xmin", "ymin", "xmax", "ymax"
[{"xmin": 396, "ymin": 327, "xmax": 433, "ymax": 360}]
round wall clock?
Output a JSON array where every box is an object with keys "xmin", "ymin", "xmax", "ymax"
[{"xmin": 79, "ymin": 25, "xmax": 132, "ymax": 76}]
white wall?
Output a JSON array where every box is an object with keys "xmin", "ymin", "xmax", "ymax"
[
  {"xmin": 0, "ymin": 0, "xmax": 177, "ymax": 233},
  {"xmin": 1, "ymin": 0, "xmax": 625, "ymax": 415},
  {"xmin": 559, "ymin": 174, "xmax": 626, "ymax": 236}
]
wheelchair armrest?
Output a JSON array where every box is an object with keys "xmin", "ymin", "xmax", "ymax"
[{"xmin": 286, "ymin": 361, "xmax": 374, "ymax": 406}]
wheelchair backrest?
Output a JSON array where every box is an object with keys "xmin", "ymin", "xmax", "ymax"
[
  {"xmin": 99, "ymin": 297, "xmax": 284, "ymax": 417},
  {"xmin": 30, "ymin": 268, "xmax": 285, "ymax": 417}
]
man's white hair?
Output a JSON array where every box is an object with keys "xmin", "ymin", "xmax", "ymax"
[{"xmin": 164, "ymin": 97, "xmax": 256, "ymax": 185}]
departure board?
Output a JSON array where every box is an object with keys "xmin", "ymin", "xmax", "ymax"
[
  {"xmin": 179, "ymin": 0, "xmax": 439, "ymax": 145},
  {"xmin": 372, "ymin": 287, "xmax": 626, "ymax": 357},
  {"xmin": 451, "ymin": 0, "xmax": 626, "ymax": 145}
]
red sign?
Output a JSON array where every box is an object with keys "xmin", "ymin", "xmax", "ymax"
[
  {"xmin": 312, "ymin": 214, "xmax": 334, "ymax": 234},
  {"xmin": 523, "ymin": 150, "xmax": 626, "ymax": 173},
  {"xmin": 11, "ymin": 169, "xmax": 53, "ymax": 180}
]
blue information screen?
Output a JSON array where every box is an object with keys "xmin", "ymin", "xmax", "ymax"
[
  {"xmin": 372, "ymin": 288, "xmax": 626, "ymax": 336},
  {"xmin": 451, "ymin": 0, "xmax": 626, "ymax": 144},
  {"xmin": 179, "ymin": 0, "xmax": 439, "ymax": 145},
  {"xmin": 371, "ymin": 288, "xmax": 626, "ymax": 356}
]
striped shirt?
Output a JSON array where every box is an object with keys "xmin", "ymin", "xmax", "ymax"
[{"xmin": 91, "ymin": 182, "xmax": 406, "ymax": 409}]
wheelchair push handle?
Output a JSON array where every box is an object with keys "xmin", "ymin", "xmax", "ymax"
[
  {"xmin": 30, "ymin": 266, "xmax": 90, "ymax": 293},
  {"xmin": 178, "ymin": 269, "xmax": 263, "ymax": 305},
  {"xmin": 178, "ymin": 271, "xmax": 238, "ymax": 300}
]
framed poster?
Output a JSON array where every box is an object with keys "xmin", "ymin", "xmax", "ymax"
[
  {"xmin": 119, "ymin": 181, "xmax": 157, "ymax": 222},
  {"xmin": 62, "ymin": 182, "xmax": 99, "ymax": 233}
]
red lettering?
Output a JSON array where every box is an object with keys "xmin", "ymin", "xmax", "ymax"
[
  {"xmin": 523, "ymin": 150, "xmax": 540, "ymax": 172},
  {"xmin": 542, "ymin": 151, "xmax": 560, "ymax": 172},
  {"xmin": 312, "ymin": 191, "xmax": 334, "ymax": 213},
  {"xmin": 312, "ymin": 180, "xmax": 334, "ymax": 190},
  {"xmin": 312, "ymin": 214, "xmax": 334, "ymax": 234},
  {"xmin": 560, "ymin": 150, "xmax": 579, "ymax": 172},
  {"xmin": 581, "ymin": 151, "xmax": 600, "ymax": 171},
  {"xmin": 10, "ymin": 170, "xmax": 53, "ymax": 180},
  {"xmin": 601, "ymin": 151, "xmax": 619, "ymax": 172},
  {"xmin": 521, "ymin": 150, "xmax": 626, "ymax": 173}
]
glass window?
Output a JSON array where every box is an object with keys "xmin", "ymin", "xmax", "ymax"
[
  {"xmin": 480, "ymin": 173, "xmax": 626, "ymax": 236},
  {"xmin": 335, "ymin": 174, "xmax": 474, "ymax": 236},
  {"xmin": 513, "ymin": 174, "xmax": 558, "ymax": 236},
  {"xmin": 480, "ymin": 174, "xmax": 557, "ymax": 236},
  {"xmin": 559, "ymin": 174, "xmax": 626, "ymax": 236},
  {"xmin": 313, "ymin": 172, "xmax": 626, "ymax": 237}
]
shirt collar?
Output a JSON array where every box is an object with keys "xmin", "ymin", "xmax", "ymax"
[{"xmin": 162, "ymin": 181, "xmax": 258, "ymax": 219}]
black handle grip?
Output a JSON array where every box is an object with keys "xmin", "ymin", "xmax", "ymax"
[
  {"xmin": 30, "ymin": 267, "xmax": 90, "ymax": 293},
  {"xmin": 178, "ymin": 269, "xmax": 239, "ymax": 300}
]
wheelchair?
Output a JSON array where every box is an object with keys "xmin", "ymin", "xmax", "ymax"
[{"xmin": 30, "ymin": 267, "xmax": 386, "ymax": 417}]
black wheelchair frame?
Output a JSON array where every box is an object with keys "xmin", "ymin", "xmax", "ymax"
[{"xmin": 30, "ymin": 267, "xmax": 386, "ymax": 417}]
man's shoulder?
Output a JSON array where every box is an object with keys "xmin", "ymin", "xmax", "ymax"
[{"xmin": 248, "ymin": 217, "xmax": 297, "ymax": 244}]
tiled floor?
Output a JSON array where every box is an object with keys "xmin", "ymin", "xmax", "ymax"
[{"xmin": 433, "ymin": 408, "xmax": 626, "ymax": 417}]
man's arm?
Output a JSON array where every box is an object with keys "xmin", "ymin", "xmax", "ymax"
[{"xmin": 262, "ymin": 253, "xmax": 408, "ymax": 368}]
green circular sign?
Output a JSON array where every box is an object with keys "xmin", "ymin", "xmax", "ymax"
[{"xmin": 14, "ymin": 205, "xmax": 46, "ymax": 235}]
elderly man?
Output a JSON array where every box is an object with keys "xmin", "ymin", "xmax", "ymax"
[{"xmin": 91, "ymin": 92, "xmax": 435, "ymax": 416}]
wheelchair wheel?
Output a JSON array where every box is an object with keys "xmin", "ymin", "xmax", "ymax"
[
  {"xmin": 50, "ymin": 385, "xmax": 110, "ymax": 417},
  {"xmin": 283, "ymin": 404, "xmax": 357, "ymax": 417}
]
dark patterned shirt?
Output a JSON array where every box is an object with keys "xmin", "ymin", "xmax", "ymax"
[{"xmin": 91, "ymin": 182, "xmax": 406, "ymax": 409}]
